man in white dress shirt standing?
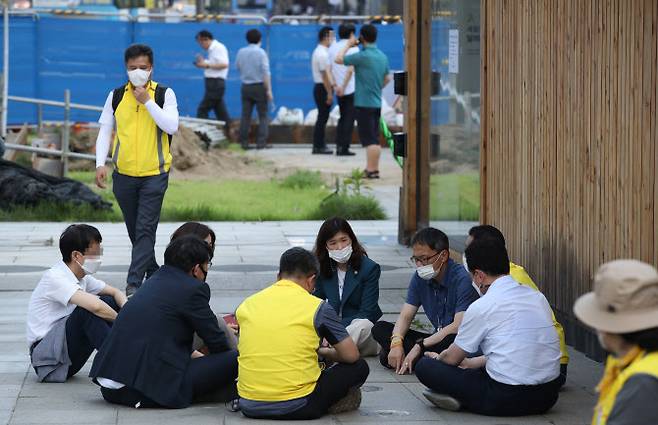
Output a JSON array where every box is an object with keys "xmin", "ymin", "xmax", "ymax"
[
  {"xmin": 195, "ymin": 30, "xmax": 231, "ymax": 133},
  {"xmin": 310, "ymin": 26, "xmax": 335, "ymax": 155},
  {"xmin": 328, "ymin": 23, "xmax": 358, "ymax": 156},
  {"xmin": 415, "ymin": 238, "xmax": 562, "ymax": 416}
]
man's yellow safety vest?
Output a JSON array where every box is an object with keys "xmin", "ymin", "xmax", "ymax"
[
  {"xmin": 112, "ymin": 81, "xmax": 172, "ymax": 177},
  {"xmin": 236, "ymin": 279, "xmax": 323, "ymax": 402}
]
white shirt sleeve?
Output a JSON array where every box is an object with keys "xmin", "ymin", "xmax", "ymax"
[
  {"xmin": 454, "ymin": 302, "xmax": 488, "ymax": 354},
  {"xmin": 45, "ymin": 273, "xmax": 81, "ymax": 306},
  {"xmin": 95, "ymin": 91, "xmax": 115, "ymax": 168},
  {"xmin": 210, "ymin": 42, "xmax": 229, "ymax": 66},
  {"xmin": 144, "ymin": 87, "xmax": 179, "ymax": 135},
  {"xmin": 82, "ymin": 275, "xmax": 106, "ymax": 295},
  {"xmin": 318, "ymin": 50, "xmax": 329, "ymax": 72}
]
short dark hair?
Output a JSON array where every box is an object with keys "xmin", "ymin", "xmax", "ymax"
[
  {"xmin": 59, "ymin": 224, "xmax": 102, "ymax": 263},
  {"xmin": 279, "ymin": 247, "xmax": 319, "ymax": 279},
  {"xmin": 621, "ymin": 327, "xmax": 658, "ymax": 352},
  {"xmin": 338, "ymin": 23, "xmax": 356, "ymax": 39},
  {"xmin": 468, "ymin": 225, "xmax": 506, "ymax": 247},
  {"xmin": 464, "ymin": 239, "xmax": 510, "ymax": 276},
  {"xmin": 359, "ymin": 24, "xmax": 377, "ymax": 43},
  {"xmin": 313, "ymin": 217, "xmax": 367, "ymax": 278},
  {"xmin": 171, "ymin": 222, "xmax": 216, "ymax": 252},
  {"xmin": 196, "ymin": 30, "xmax": 213, "ymax": 40},
  {"xmin": 164, "ymin": 235, "xmax": 212, "ymax": 274},
  {"xmin": 318, "ymin": 26, "xmax": 333, "ymax": 42},
  {"xmin": 124, "ymin": 44, "xmax": 153, "ymax": 65},
  {"xmin": 411, "ymin": 227, "xmax": 449, "ymax": 253},
  {"xmin": 246, "ymin": 29, "xmax": 262, "ymax": 44}
]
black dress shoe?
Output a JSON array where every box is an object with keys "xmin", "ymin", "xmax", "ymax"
[
  {"xmin": 312, "ymin": 148, "xmax": 333, "ymax": 154},
  {"xmin": 336, "ymin": 150, "xmax": 356, "ymax": 156}
]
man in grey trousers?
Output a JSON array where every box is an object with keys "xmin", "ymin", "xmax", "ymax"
[{"xmin": 235, "ymin": 28, "xmax": 273, "ymax": 149}]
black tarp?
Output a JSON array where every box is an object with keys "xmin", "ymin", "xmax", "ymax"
[{"xmin": 0, "ymin": 159, "xmax": 111, "ymax": 210}]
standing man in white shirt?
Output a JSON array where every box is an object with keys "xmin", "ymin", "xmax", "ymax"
[
  {"xmin": 328, "ymin": 23, "xmax": 358, "ymax": 156},
  {"xmin": 415, "ymin": 239, "xmax": 562, "ymax": 416},
  {"xmin": 195, "ymin": 30, "xmax": 231, "ymax": 134},
  {"xmin": 26, "ymin": 224, "xmax": 127, "ymax": 382},
  {"xmin": 310, "ymin": 26, "xmax": 335, "ymax": 155},
  {"xmin": 95, "ymin": 44, "xmax": 179, "ymax": 297}
]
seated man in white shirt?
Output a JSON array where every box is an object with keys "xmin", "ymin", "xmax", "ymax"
[
  {"xmin": 26, "ymin": 224, "xmax": 127, "ymax": 382},
  {"xmin": 415, "ymin": 239, "xmax": 562, "ymax": 416}
]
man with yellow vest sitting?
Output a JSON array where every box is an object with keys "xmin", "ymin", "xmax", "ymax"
[
  {"xmin": 95, "ymin": 44, "xmax": 179, "ymax": 296},
  {"xmin": 235, "ymin": 247, "xmax": 370, "ymax": 420},
  {"xmin": 464, "ymin": 225, "xmax": 570, "ymax": 386},
  {"xmin": 574, "ymin": 259, "xmax": 658, "ymax": 425}
]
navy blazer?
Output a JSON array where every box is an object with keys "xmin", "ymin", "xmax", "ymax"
[
  {"xmin": 89, "ymin": 265, "xmax": 231, "ymax": 408},
  {"xmin": 313, "ymin": 256, "xmax": 383, "ymax": 327}
]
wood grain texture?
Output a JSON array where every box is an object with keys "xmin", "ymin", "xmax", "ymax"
[{"xmin": 480, "ymin": 0, "xmax": 657, "ymax": 354}]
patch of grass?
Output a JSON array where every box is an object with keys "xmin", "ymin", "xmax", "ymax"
[
  {"xmin": 310, "ymin": 193, "xmax": 386, "ymax": 220},
  {"xmin": 279, "ymin": 170, "xmax": 324, "ymax": 190},
  {"xmin": 429, "ymin": 172, "xmax": 480, "ymax": 221},
  {"xmin": 0, "ymin": 202, "xmax": 120, "ymax": 222}
]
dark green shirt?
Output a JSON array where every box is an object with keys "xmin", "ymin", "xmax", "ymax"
[{"xmin": 343, "ymin": 44, "xmax": 390, "ymax": 108}]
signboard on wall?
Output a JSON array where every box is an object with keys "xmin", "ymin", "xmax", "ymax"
[{"xmin": 449, "ymin": 29, "xmax": 459, "ymax": 74}]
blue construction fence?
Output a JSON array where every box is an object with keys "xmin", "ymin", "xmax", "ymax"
[{"xmin": 4, "ymin": 16, "xmax": 452, "ymax": 126}]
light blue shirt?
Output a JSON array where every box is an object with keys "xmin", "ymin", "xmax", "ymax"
[{"xmin": 235, "ymin": 43, "xmax": 270, "ymax": 84}]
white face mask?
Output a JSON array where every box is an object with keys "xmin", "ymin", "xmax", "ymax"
[
  {"xmin": 76, "ymin": 257, "xmax": 102, "ymax": 275},
  {"xmin": 127, "ymin": 68, "xmax": 151, "ymax": 87},
  {"xmin": 417, "ymin": 263, "xmax": 438, "ymax": 281},
  {"xmin": 328, "ymin": 244, "xmax": 352, "ymax": 264},
  {"xmin": 463, "ymin": 254, "xmax": 482, "ymax": 296}
]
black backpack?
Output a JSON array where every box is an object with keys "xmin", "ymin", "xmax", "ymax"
[{"xmin": 111, "ymin": 83, "xmax": 173, "ymax": 141}]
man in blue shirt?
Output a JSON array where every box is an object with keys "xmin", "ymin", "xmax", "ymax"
[
  {"xmin": 235, "ymin": 29, "xmax": 273, "ymax": 150},
  {"xmin": 335, "ymin": 24, "xmax": 390, "ymax": 179},
  {"xmin": 372, "ymin": 227, "xmax": 478, "ymax": 374}
]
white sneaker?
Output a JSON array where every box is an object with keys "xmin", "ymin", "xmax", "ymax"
[{"xmin": 422, "ymin": 389, "xmax": 461, "ymax": 411}]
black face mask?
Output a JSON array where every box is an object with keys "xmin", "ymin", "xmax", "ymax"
[{"xmin": 198, "ymin": 265, "xmax": 208, "ymax": 283}]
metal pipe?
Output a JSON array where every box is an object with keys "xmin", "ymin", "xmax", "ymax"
[
  {"xmin": 61, "ymin": 89, "xmax": 70, "ymax": 176},
  {"xmin": 37, "ymin": 103, "xmax": 42, "ymax": 134},
  {"xmin": 179, "ymin": 116, "xmax": 225, "ymax": 126},
  {"xmin": 4, "ymin": 143, "xmax": 102, "ymax": 162},
  {"xmin": 2, "ymin": 4, "xmax": 9, "ymax": 138}
]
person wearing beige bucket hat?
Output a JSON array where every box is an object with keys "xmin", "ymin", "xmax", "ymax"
[{"xmin": 574, "ymin": 259, "xmax": 658, "ymax": 425}]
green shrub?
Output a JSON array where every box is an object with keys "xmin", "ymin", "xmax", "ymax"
[
  {"xmin": 310, "ymin": 193, "xmax": 386, "ymax": 220},
  {"xmin": 279, "ymin": 169, "xmax": 324, "ymax": 190}
]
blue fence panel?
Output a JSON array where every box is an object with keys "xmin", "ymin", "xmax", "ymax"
[
  {"xmin": 1, "ymin": 16, "xmax": 406, "ymax": 125},
  {"xmin": 135, "ymin": 22, "xmax": 261, "ymax": 120},
  {"xmin": 37, "ymin": 17, "xmax": 132, "ymax": 122},
  {"xmin": 268, "ymin": 24, "xmax": 323, "ymax": 116},
  {"xmin": 2, "ymin": 17, "xmax": 38, "ymax": 125}
]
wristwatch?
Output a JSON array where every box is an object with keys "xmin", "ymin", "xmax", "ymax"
[{"xmin": 415, "ymin": 337, "xmax": 426, "ymax": 352}]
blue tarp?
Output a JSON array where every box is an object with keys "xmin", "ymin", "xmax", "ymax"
[{"xmin": 2, "ymin": 16, "xmax": 452, "ymax": 126}]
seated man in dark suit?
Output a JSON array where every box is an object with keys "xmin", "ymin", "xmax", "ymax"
[{"xmin": 90, "ymin": 235, "xmax": 238, "ymax": 408}]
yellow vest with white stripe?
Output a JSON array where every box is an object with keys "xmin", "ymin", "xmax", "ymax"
[
  {"xmin": 112, "ymin": 81, "xmax": 172, "ymax": 177},
  {"xmin": 236, "ymin": 279, "xmax": 323, "ymax": 402},
  {"xmin": 510, "ymin": 262, "xmax": 569, "ymax": 365},
  {"xmin": 592, "ymin": 351, "xmax": 658, "ymax": 425}
]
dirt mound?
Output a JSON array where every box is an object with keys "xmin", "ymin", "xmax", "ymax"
[{"xmin": 170, "ymin": 125, "xmax": 277, "ymax": 181}]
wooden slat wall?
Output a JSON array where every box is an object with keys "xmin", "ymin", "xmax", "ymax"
[{"xmin": 481, "ymin": 0, "xmax": 658, "ymax": 358}]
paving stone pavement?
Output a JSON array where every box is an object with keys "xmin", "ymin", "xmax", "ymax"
[{"xmin": 0, "ymin": 221, "xmax": 601, "ymax": 424}]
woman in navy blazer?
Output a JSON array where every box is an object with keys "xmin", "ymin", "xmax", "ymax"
[{"xmin": 313, "ymin": 217, "xmax": 382, "ymax": 356}]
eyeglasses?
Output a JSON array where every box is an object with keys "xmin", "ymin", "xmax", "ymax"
[{"xmin": 410, "ymin": 251, "xmax": 441, "ymax": 266}]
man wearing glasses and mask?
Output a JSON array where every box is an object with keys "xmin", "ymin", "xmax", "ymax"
[{"xmin": 372, "ymin": 227, "xmax": 478, "ymax": 374}]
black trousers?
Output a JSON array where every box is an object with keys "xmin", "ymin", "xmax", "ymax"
[
  {"xmin": 335, "ymin": 93, "xmax": 355, "ymax": 152},
  {"xmin": 312, "ymin": 83, "xmax": 332, "ymax": 150},
  {"xmin": 243, "ymin": 359, "xmax": 369, "ymax": 420},
  {"xmin": 100, "ymin": 350, "xmax": 239, "ymax": 409},
  {"xmin": 372, "ymin": 320, "xmax": 456, "ymax": 369},
  {"xmin": 355, "ymin": 106, "xmax": 381, "ymax": 147},
  {"xmin": 112, "ymin": 171, "xmax": 168, "ymax": 288},
  {"xmin": 239, "ymin": 83, "xmax": 268, "ymax": 148},
  {"xmin": 197, "ymin": 77, "xmax": 230, "ymax": 126},
  {"xmin": 66, "ymin": 295, "xmax": 120, "ymax": 378},
  {"xmin": 415, "ymin": 357, "xmax": 561, "ymax": 416}
]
